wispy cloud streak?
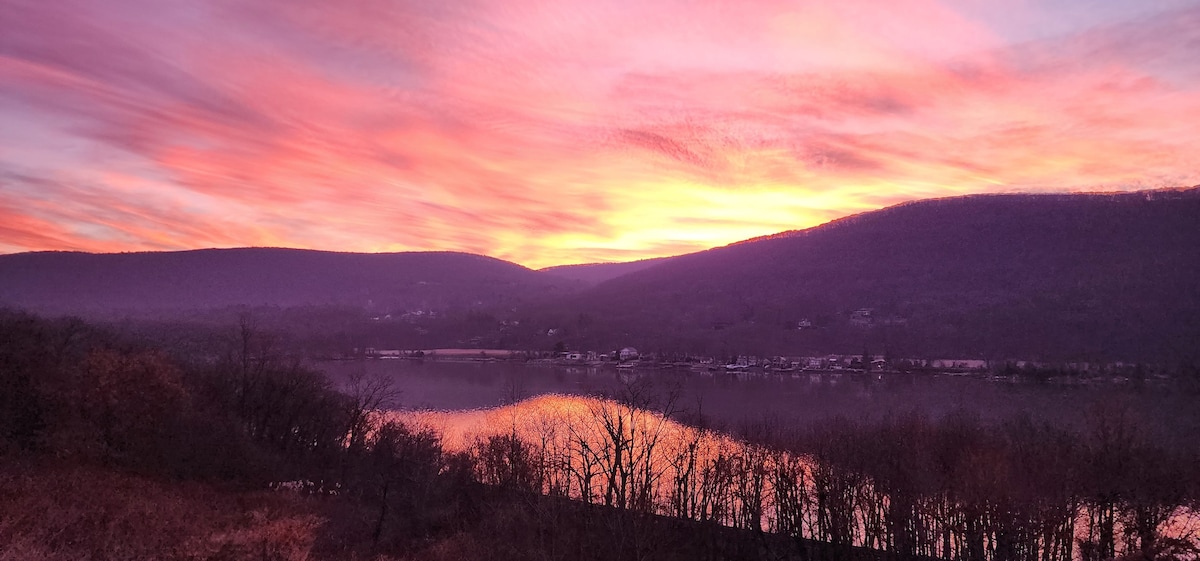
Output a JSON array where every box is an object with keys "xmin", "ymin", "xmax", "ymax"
[{"xmin": 1, "ymin": 0, "xmax": 1197, "ymax": 266}]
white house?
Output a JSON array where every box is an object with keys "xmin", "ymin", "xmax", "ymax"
[{"xmin": 619, "ymin": 347, "xmax": 639, "ymax": 361}]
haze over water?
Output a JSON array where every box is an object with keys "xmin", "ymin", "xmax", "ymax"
[{"xmin": 321, "ymin": 360, "xmax": 1197, "ymax": 442}]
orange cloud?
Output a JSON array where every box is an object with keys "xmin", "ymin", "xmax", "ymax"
[{"xmin": 0, "ymin": 0, "xmax": 1198, "ymax": 268}]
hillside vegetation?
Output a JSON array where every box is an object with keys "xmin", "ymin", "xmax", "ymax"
[
  {"xmin": 1, "ymin": 188, "xmax": 1197, "ymax": 361},
  {"xmin": 540, "ymin": 189, "xmax": 1200, "ymax": 361},
  {"xmin": 0, "ymin": 248, "xmax": 575, "ymax": 315},
  {"xmin": 541, "ymin": 256, "xmax": 671, "ymax": 285}
]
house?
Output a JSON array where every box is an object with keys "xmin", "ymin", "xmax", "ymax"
[
  {"xmin": 930, "ymin": 359, "xmax": 987, "ymax": 370},
  {"xmin": 565, "ymin": 351, "xmax": 583, "ymax": 361},
  {"xmin": 619, "ymin": 347, "xmax": 639, "ymax": 361},
  {"xmin": 369, "ymin": 349, "xmax": 404, "ymax": 358}
]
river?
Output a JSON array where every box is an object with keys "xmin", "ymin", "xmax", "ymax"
[
  {"xmin": 319, "ymin": 359, "xmax": 1195, "ymax": 439},
  {"xmin": 319, "ymin": 359, "xmax": 1200, "ymax": 559}
]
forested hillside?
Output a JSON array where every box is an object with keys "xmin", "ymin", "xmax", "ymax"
[
  {"xmin": 539, "ymin": 189, "xmax": 1200, "ymax": 361},
  {"xmin": 0, "ymin": 248, "xmax": 576, "ymax": 315},
  {"xmin": 2, "ymin": 189, "xmax": 1197, "ymax": 361}
]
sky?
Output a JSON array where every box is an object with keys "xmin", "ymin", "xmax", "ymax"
[{"xmin": 2, "ymin": 0, "xmax": 1199, "ymax": 268}]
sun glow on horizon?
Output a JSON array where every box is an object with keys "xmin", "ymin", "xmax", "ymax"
[{"xmin": 2, "ymin": 1, "xmax": 1198, "ymax": 268}]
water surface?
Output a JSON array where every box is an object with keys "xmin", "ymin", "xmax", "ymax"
[{"xmin": 320, "ymin": 360, "xmax": 1193, "ymax": 438}]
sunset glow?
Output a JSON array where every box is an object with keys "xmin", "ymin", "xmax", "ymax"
[{"xmin": 2, "ymin": 0, "xmax": 1199, "ymax": 267}]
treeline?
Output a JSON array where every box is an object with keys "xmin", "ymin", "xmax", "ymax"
[
  {"xmin": 773, "ymin": 412, "xmax": 1200, "ymax": 561},
  {"xmin": 0, "ymin": 310, "xmax": 472, "ymax": 557},
  {"xmin": 1, "ymin": 310, "xmax": 342, "ymax": 482},
  {"xmin": 3, "ymin": 309, "xmax": 1199, "ymax": 560},
  {"xmin": 1, "ymin": 310, "xmax": 799, "ymax": 559},
  {"xmin": 419, "ymin": 388, "xmax": 1200, "ymax": 561}
]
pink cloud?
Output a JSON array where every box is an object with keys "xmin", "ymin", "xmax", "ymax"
[{"xmin": 1, "ymin": 0, "xmax": 1198, "ymax": 267}]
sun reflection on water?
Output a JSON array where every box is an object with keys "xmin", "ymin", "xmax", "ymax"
[{"xmin": 371, "ymin": 393, "xmax": 1200, "ymax": 560}]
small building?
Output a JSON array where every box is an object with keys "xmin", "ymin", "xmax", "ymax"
[
  {"xmin": 619, "ymin": 347, "xmax": 639, "ymax": 361},
  {"xmin": 850, "ymin": 308, "xmax": 874, "ymax": 326},
  {"xmin": 930, "ymin": 359, "xmax": 988, "ymax": 370}
]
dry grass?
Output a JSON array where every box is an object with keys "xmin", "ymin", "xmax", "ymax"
[{"xmin": 0, "ymin": 460, "xmax": 325, "ymax": 561}]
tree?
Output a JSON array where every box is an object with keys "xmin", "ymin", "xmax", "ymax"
[
  {"xmin": 78, "ymin": 348, "xmax": 185, "ymax": 464},
  {"xmin": 357, "ymin": 421, "xmax": 444, "ymax": 548}
]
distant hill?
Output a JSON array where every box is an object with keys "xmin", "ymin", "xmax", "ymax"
[
  {"xmin": 542, "ymin": 188, "xmax": 1200, "ymax": 362},
  {"xmin": 0, "ymin": 248, "xmax": 575, "ymax": 316},
  {"xmin": 541, "ymin": 257, "xmax": 672, "ymax": 285},
  {"xmin": 3, "ymin": 189, "xmax": 1197, "ymax": 361}
]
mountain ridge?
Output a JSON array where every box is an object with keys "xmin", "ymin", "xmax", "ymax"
[
  {"xmin": 541, "ymin": 187, "xmax": 1200, "ymax": 361},
  {"xmin": 0, "ymin": 247, "xmax": 573, "ymax": 315},
  {"xmin": 2, "ymin": 187, "xmax": 1198, "ymax": 361}
]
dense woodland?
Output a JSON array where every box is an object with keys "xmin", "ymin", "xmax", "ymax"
[{"xmin": 3, "ymin": 310, "xmax": 1199, "ymax": 560}]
